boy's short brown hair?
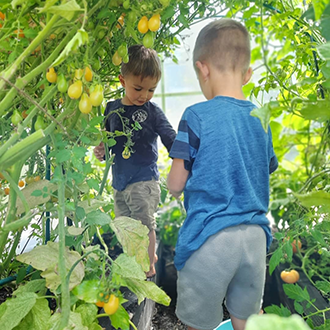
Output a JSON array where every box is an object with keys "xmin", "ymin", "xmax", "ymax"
[
  {"xmin": 121, "ymin": 44, "xmax": 162, "ymax": 81},
  {"xmin": 193, "ymin": 18, "xmax": 251, "ymax": 75}
]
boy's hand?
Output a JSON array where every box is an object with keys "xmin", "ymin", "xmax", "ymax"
[{"xmin": 94, "ymin": 142, "xmax": 105, "ymax": 161}]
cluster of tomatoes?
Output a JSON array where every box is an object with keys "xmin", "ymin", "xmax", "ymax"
[
  {"xmin": 95, "ymin": 292, "xmax": 120, "ymax": 315},
  {"xmin": 0, "ymin": 173, "xmax": 40, "ymax": 196},
  {"xmin": 46, "ymin": 66, "xmax": 104, "ymax": 115},
  {"xmin": 137, "ymin": 13, "xmax": 161, "ymax": 49}
]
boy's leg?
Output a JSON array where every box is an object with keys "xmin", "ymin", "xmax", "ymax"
[
  {"xmin": 124, "ymin": 179, "xmax": 160, "ymax": 277},
  {"xmin": 113, "ymin": 189, "xmax": 131, "ymax": 217},
  {"xmin": 147, "ymin": 229, "xmax": 157, "ymax": 278},
  {"xmin": 230, "ymin": 316, "xmax": 246, "ymax": 330}
]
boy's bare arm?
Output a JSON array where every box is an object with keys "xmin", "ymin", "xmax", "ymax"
[
  {"xmin": 94, "ymin": 142, "xmax": 105, "ymax": 161},
  {"xmin": 167, "ymin": 158, "xmax": 189, "ymax": 198}
]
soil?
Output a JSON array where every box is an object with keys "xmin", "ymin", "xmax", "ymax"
[{"xmin": 0, "ymin": 286, "xmax": 13, "ymax": 305}]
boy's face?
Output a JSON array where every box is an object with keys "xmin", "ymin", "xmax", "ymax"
[{"xmin": 119, "ymin": 74, "xmax": 159, "ymax": 106}]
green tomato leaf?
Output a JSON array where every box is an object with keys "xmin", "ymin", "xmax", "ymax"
[
  {"xmin": 112, "ymin": 254, "xmax": 146, "ymax": 281},
  {"xmin": 13, "ymin": 298, "xmax": 51, "ymax": 330},
  {"xmin": 120, "ymin": 277, "xmax": 171, "ymax": 306},
  {"xmin": 250, "ymin": 104, "xmax": 271, "ymax": 133},
  {"xmin": 109, "ymin": 305, "xmax": 130, "ymax": 330},
  {"xmin": 49, "ymin": 312, "xmax": 88, "ymax": 330},
  {"xmin": 293, "ymin": 191, "xmax": 330, "ymax": 212},
  {"xmin": 13, "ymin": 279, "xmax": 46, "ymax": 296},
  {"xmin": 263, "ymin": 303, "xmax": 291, "ymax": 317},
  {"xmin": 38, "ymin": 0, "xmax": 83, "ymax": 21},
  {"xmin": 75, "ymin": 303, "xmax": 98, "ymax": 327},
  {"xmin": 268, "ymin": 248, "xmax": 283, "ymax": 275},
  {"xmin": 317, "ymin": 42, "xmax": 330, "ymax": 60},
  {"xmin": 110, "ymin": 216, "xmax": 150, "ymax": 272},
  {"xmin": 16, "ymin": 241, "xmax": 84, "ymax": 291},
  {"xmin": 85, "ymin": 210, "xmax": 111, "ymax": 226},
  {"xmin": 299, "ymin": 100, "xmax": 330, "ymax": 122},
  {"xmin": 72, "ymin": 280, "xmax": 102, "ymax": 303},
  {"xmin": 283, "ymin": 284, "xmax": 310, "ymax": 302},
  {"xmin": 0, "ymin": 293, "xmax": 37, "ymax": 330},
  {"xmin": 52, "ymin": 29, "xmax": 89, "ymax": 67},
  {"xmin": 245, "ymin": 314, "xmax": 311, "ymax": 330}
]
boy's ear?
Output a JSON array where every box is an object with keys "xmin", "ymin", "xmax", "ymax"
[
  {"xmin": 243, "ymin": 67, "xmax": 253, "ymax": 85},
  {"xmin": 195, "ymin": 61, "xmax": 210, "ymax": 81},
  {"xmin": 118, "ymin": 74, "xmax": 125, "ymax": 87}
]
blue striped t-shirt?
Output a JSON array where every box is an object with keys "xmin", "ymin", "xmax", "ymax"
[{"xmin": 169, "ymin": 96, "xmax": 278, "ymax": 271}]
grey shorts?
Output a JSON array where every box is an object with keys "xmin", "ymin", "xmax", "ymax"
[
  {"xmin": 113, "ymin": 179, "xmax": 160, "ymax": 231},
  {"xmin": 176, "ymin": 224, "xmax": 266, "ymax": 330}
]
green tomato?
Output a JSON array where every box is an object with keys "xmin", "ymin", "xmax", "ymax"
[
  {"xmin": 159, "ymin": 0, "xmax": 170, "ymax": 7},
  {"xmin": 34, "ymin": 116, "xmax": 46, "ymax": 131},
  {"xmin": 57, "ymin": 74, "xmax": 68, "ymax": 93},
  {"xmin": 123, "ymin": 54, "xmax": 129, "ymax": 63},
  {"xmin": 117, "ymin": 44, "xmax": 127, "ymax": 57},
  {"xmin": 98, "ymin": 29, "xmax": 106, "ymax": 39},
  {"xmin": 11, "ymin": 110, "xmax": 23, "ymax": 125},
  {"xmin": 123, "ymin": 0, "xmax": 130, "ymax": 9},
  {"xmin": 128, "ymin": 11, "xmax": 137, "ymax": 22},
  {"xmin": 92, "ymin": 58, "xmax": 101, "ymax": 71},
  {"xmin": 143, "ymin": 32, "xmax": 154, "ymax": 48}
]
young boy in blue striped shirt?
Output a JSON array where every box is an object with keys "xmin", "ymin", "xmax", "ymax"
[{"xmin": 167, "ymin": 19, "xmax": 278, "ymax": 330}]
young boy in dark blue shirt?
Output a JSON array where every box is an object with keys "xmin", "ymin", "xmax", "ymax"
[
  {"xmin": 167, "ymin": 19, "xmax": 278, "ymax": 330},
  {"xmin": 94, "ymin": 45, "xmax": 176, "ymax": 277}
]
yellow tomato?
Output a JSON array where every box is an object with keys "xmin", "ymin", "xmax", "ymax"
[
  {"xmin": 138, "ymin": 16, "xmax": 149, "ymax": 34},
  {"xmin": 280, "ymin": 270, "xmax": 300, "ymax": 284},
  {"xmin": 148, "ymin": 14, "xmax": 161, "ymax": 32},
  {"xmin": 103, "ymin": 295, "xmax": 119, "ymax": 315},
  {"xmin": 84, "ymin": 66, "xmax": 93, "ymax": 82},
  {"xmin": 68, "ymin": 81, "xmax": 83, "ymax": 99},
  {"xmin": 46, "ymin": 68, "xmax": 57, "ymax": 83},
  {"xmin": 112, "ymin": 51, "xmax": 122, "ymax": 66},
  {"xmin": 79, "ymin": 93, "xmax": 92, "ymax": 114}
]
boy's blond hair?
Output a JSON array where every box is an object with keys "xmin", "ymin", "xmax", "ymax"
[
  {"xmin": 121, "ymin": 44, "xmax": 162, "ymax": 81},
  {"xmin": 193, "ymin": 18, "xmax": 251, "ymax": 75}
]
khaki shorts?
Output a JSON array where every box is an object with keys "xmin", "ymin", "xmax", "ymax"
[
  {"xmin": 113, "ymin": 179, "xmax": 160, "ymax": 231},
  {"xmin": 176, "ymin": 224, "xmax": 266, "ymax": 330}
]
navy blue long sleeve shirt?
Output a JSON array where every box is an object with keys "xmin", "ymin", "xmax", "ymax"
[{"xmin": 104, "ymin": 99, "xmax": 176, "ymax": 191}]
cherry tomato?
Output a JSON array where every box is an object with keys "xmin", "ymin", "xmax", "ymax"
[
  {"xmin": 292, "ymin": 239, "xmax": 302, "ymax": 253},
  {"xmin": 103, "ymin": 294, "xmax": 119, "ymax": 315},
  {"xmin": 128, "ymin": 11, "xmax": 137, "ymax": 22},
  {"xmin": 96, "ymin": 301, "xmax": 104, "ymax": 308},
  {"xmin": 46, "ymin": 68, "xmax": 57, "ymax": 83},
  {"xmin": 138, "ymin": 16, "xmax": 149, "ymax": 34},
  {"xmin": 68, "ymin": 81, "xmax": 83, "ymax": 99},
  {"xmin": 34, "ymin": 175, "xmax": 41, "ymax": 182},
  {"xmin": 117, "ymin": 44, "xmax": 127, "ymax": 58},
  {"xmin": 123, "ymin": 0, "xmax": 130, "ymax": 9},
  {"xmin": 159, "ymin": 0, "xmax": 170, "ymax": 7},
  {"xmin": 57, "ymin": 74, "xmax": 69, "ymax": 93},
  {"xmin": 92, "ymin": 58, "xmax": 101, "ymax": 71},
  {"xmin": 11, "ymin": 110, "xmax": 23, "ymax": 125},
  {"xmin": 0, "ymin": 172, "xmax": 4, "ymax": 180},
  {"xmin": 123, "ymin": 54, "xmax": 129, "ymax": 64},
  {"xmin": 75, "ymin": 68, "xmax": 84, "ymax": 80},
  {"xmin": 4, "ymin": 187, "xmax": 10, "ymax": 195},
  {"xmin": 90, "ymin": 85, "xmax": 104, "ymax": 107},
  {"xmin": 98, "ymin": 29, "xmax": 106, "ymax": 39},
  {"xmin": 0, "ymin": 11, "xmax": 5, "ymax": 20},
  {"xmin": 34, "ymin": 116, "xmax": 46, "ymax": 130},
  {"xmin": 112, "ymin": 51, "xmax": 122, "ymax": 66},
  {"xmin": 18, "ymin": 180, "xmax": 25, "ymax": 187},
  {"xmin": 280, "ymin": 269, "xmax": 300, "ymax": 284},
  {"xmin": 148, "ymin": 14, "xmax": 161, "ymax": 32},
  {"xmin": 79, "ymin": 93, "xmax": 92, "ymax": 114},
  {"xmin": 143, "ymin": 32, "xmax": 154, "ymax": 48},
  {"xmin": 84, "ymin": 66, "xmax": 93, "ymax": 82},
  {"xmin": 122, "ymin": 147, "xmax": 131, "ymax": 159},
  {"xmin": 25, "ymin": 177, "xmax": 34, "ymax": 184}
]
